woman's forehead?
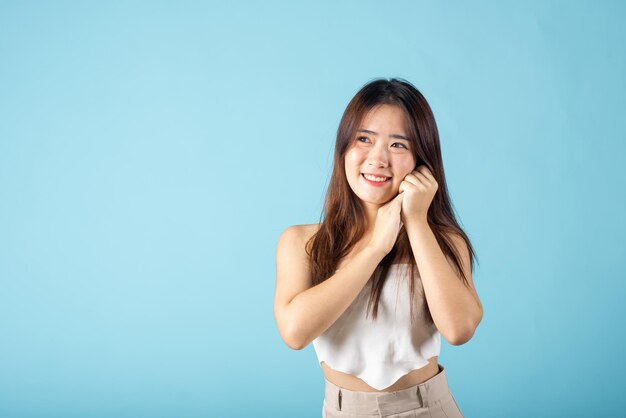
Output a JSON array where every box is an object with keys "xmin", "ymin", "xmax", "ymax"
[{"xmin": 359, "ymin": 105, "xmax": 408, "ymax": 134}]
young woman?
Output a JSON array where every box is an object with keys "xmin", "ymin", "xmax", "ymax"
[{"xmin": 274, "ymin": 78, "xmax": 483, "ymax": 418}]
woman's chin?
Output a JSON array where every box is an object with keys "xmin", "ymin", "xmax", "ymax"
[{"xmin": 359, "ymin": 194, "xmax": 395, "ymax": 205}]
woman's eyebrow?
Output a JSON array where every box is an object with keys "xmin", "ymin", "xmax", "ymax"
[{"xmin": 357, "ymin": 129, "xmax": 408, "ymax": 140}]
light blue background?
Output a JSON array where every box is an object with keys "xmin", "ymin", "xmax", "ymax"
[{"xmin": 1, "ymin": 1, "xmax": 625, "ymax": 417}]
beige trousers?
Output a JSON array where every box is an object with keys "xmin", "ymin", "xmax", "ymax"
[{"xmin": 322, "ymin": 363, "xmax": 463, "ymax": 418}]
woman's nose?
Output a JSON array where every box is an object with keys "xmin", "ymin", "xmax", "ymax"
[{"xmin": 366, "ymin": 145, "xmax": 389, "ymax": 167}]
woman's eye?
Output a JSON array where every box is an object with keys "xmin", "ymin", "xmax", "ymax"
[{"xmin": 356, "ymin": 137, "xmax": 408, "ymax": 149}]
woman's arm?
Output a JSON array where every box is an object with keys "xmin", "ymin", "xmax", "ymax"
[
  {"xmin": 273, "ymin": 225, "xmax": 385, "ymax": 350},
  {"xmin": 405, "ymin": 221, "xmax": 483, "ymax": 345}
]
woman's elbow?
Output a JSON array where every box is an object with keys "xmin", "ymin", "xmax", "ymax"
[
  {"xmin": 447, "ymin": 328, "xmax": 475, "ymax": 346},
  {"xmin": 281, "ymin": 327, "xmax": 307, "ymax": 350},
  {"xmin": 276, "ymin": 317, "xmax": 307, "ymax": 350},
  {"xmin": 447, "ymin": 312, "xmax": 482, "ymax": 346}
]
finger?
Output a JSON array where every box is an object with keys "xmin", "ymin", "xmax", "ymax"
[
  {"xmin": 412, "ymin": 171, "xmax": 431, "ymax": 185},
  {"xmin": 418, "ymin": 165, "xmax": 435, "ymax": 180},
  {"xmin": 403, "ymin": 173, "xmax": 420, "ymax": 186}
]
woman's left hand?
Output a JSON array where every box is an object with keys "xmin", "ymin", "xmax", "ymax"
[{"xmin": 398, "ymin": 165, "xmax": 438, "ymax": 226}]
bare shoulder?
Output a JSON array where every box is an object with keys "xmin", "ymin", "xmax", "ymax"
[
  {"xmin": 275, "ymin": 224, "xmax": 320, "ymax": 265},
  {"xmin": 277, "ymin": 223, "xmax": 320, "ymax": 247},
  {"xmin": 274, "ymin": 223, "xmax": 321, "ymax": 303},
  {"xmin": 293, "ymin": 223, "xmax": 321, "ymax": 236},
  {"xmin": 301, "ymin": 223, "xmax": 322, "ymax": 241}
]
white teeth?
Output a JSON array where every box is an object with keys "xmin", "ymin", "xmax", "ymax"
[{"xmin": 363, "ymin": 174, "xmax": 390, "ymax": 182}]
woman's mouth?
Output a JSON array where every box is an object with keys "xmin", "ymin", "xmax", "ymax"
[{"xmin": 361, "ymin": 173, "xmax": 391, "ymax": 186}]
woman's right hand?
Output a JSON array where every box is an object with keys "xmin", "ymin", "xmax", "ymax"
[{"xmin": 367, "ymin": 192, "xmax": 405, "ymax": 256}]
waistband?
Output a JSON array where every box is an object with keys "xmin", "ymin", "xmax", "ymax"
[{"xmin": 324, "ymin": 363, "xmax": 451, "ymax": 416}]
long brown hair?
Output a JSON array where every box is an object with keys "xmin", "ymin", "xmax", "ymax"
[{"xmin": 305, "ymin": 78, "xmax": 479, "ymax": 327}]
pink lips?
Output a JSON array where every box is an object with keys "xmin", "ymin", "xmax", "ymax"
[{"xmin": 361, "ymin": 173, "xmax": 391, "ymax": 187}]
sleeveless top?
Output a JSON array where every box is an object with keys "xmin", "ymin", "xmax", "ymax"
[{"xmin": 312, "ymin": 263, "xmax": 441, "ymax": 390}]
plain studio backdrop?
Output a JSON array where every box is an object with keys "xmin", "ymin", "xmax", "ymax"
[{"xmin": 1, "ymin": 1, "xmax": 625, "ymax": 417}]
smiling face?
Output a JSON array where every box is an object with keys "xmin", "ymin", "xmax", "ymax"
[{"xmin": 344, "ymin": 104, "xmax": 417, "ymax": 207}]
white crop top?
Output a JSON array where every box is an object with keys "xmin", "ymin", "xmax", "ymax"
[{"xmin": 312, "ymin": 263, "xmax": 441, "ymax": 390}]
